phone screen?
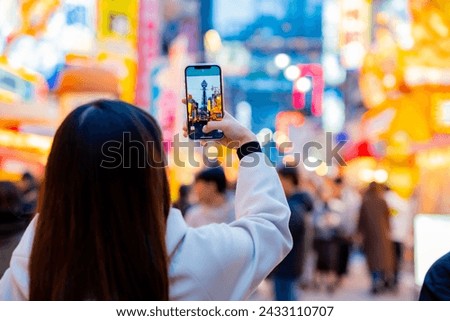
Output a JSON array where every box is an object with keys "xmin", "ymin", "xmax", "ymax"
[{"xmin": 185, "ymin": 65, "xmax": 224, "ymax": 140}]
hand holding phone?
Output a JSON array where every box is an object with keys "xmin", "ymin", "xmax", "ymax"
[
  {"xmin": 185, "ymin": 64, "xmax": 224, "ymax": 140},
  {"xmin": 182, "ymin": 110, "xmax": 257, "ymax": 149}
]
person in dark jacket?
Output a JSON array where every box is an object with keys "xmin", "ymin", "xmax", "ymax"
[
  {"xmin": 173, "ymin": 184, "xmax": 192, "ymax": 217},
  {"xmin": 272, "ymin": 165, "xmax": 314, "ymax": 300},
  {"xmin": 0, "ymin": 181, "xmax": 22, "ymax": 222},
  {"xmin": 358, "ymin": 182, "xmax": 394, "ymax": 294},
  {"xmin": 18, "ymin": 172, "xmax": 39, "ymax": 216},
  {"xmin": 0, "ymin": 181, "xmax": 30, "ymax": 277},
  {"xmin": 419, "ymin": 251, "xmax": 450, "ymax": 300}
]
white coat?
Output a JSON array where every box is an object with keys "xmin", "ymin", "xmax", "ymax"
[{"xmin": 0, "ymin": 153, "xmax": 292, "ymax": 300}]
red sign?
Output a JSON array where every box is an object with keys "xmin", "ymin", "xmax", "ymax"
[
  {"xmin": 135, "ymin": 0, "xmax": 160, "ymax": 108},
  {"xmin": 292, "ymin": 64, "xmax": 324, "ymax": 116}
]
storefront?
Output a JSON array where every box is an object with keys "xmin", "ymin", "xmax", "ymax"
[{"xmin": 0, "ymin": 0, "xmax": 163, "ymax": 180}]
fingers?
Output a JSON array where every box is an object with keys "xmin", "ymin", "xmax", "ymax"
[
  {"xmin": 202, "ymin": 116, "xmax": 227, "ymax": 133},
  {"xmin": 202, "ymin": 122, "xmax": 221, "ymax": 133},
  {"xmin": 181, "ymin": 98, "xmax": 186, "ymax": 104},
  {"xmin": 202, "ymin": 124, "xmax": 210, "ymax": 133}
]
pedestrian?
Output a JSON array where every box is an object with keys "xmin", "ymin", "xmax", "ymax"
[
  {"xmin": 312, "ymin": 178, "xmax": 340, "ymax": 292},
  {"xmin": 184, "ymin": 167, "xmax": 234, "ymax": 227},
  {"xmin": 357, "ymin": 182, "xmax": 394, "ymax": 294},
  {"xmin": 0, "ymin": 182, "xmax": 22, "ymax": 222},
  {"xmin": 384, "ymin": 185, "xmax": 413, "ymax": 289},
  {"xmin": 297, "ymin": 176, "xmax": 319, "ymax": 290},
  {"xmin": 313, "ymin": 206, "xmax": 339, "ymax": 291},
  {"xmin": 172, "ymin": 184, "xmax": 192, "ymax": 217},
  {"xmin": 0, "ymin": 99, "xmax": 292, "ymax": 300},
  {"xmin": 328, "ymin": 177, "xmax": 361, "ymax": 285},
  {"xmin": 18, "ymin": 172, "xmax": 39, "ymax": 216},
  {"xmin": 271, "ymin": 165, "xmax": 314, "ymax": 301}
]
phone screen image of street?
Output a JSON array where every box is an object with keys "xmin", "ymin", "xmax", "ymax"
[{"xmin": 186, "ymin": 75, "xmax": 223, "ymax": 139}]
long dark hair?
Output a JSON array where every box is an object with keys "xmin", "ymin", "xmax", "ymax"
[{"xmin": 29, "ymin": 100, "xmax": 170, "ymax": 300}]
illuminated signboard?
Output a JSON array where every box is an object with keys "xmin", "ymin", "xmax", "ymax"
[
  {"xmin": 292, "ymin": 64, "xmax": 324, "ymax": 116},
  {"xmin": 135, "ymin": 0, "xmax": 160, "ymax": 108},
  {"xmin": 97, "ymin": 0, "xmax": 138, "ymax": 43},
  {"xmin": 339, "ymin": 0, "xmax": 371, "ymax": 70}
]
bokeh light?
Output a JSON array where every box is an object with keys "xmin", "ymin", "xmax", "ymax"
[
  {"xmin": 274, "ymin": 53, "xmax": 291, "ymax": 69},
  {"xmin": 295, "ymin": 77, "xmax": 312, "ymax": 93},
  {"xmin": 284, "ymin": 65, "xmax": 301, "ymax": 81}
]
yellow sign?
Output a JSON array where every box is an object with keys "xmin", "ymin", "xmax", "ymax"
[
  {"xmin": 97, "ymin": 52, "xmax": 137, "ymax": 103},
  {"xmin": 96, "ymin": 0, "xmax": 139, "ymax": 103},
  {"xmin": 339, "ymin": 0, "xmax": 372, "ymax": 69},
  {"xmin": 97, "ymin": 0, "xmax": 138, "ymax": 44}
]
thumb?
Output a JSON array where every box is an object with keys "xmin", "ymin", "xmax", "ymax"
[{"xmin": 202, "ymin": 121, "xmax": 222, "ymax": 133}]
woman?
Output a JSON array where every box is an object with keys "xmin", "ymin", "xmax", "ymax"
[
  {"xmin": 312, "ymin": 179, "xmax": 340, "ymax": 292},
  {"xmin": 272, "ymin": 165, "xmax": 314, "ymax": 300},
  {"xmin": 0, "ymin": 99, "xmax": 291, "ymax": 300},
  {"xmin": 358, "ymin": 182, "xmax": 394, "ymax": 294}
]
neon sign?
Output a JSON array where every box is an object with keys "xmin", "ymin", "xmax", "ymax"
[{"xmin": 292, "ymin": 64, "xmax": 324, "ymax": 116}]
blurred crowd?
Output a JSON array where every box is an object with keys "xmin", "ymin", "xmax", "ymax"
[
  {"xmin": 174, "ymin": 162, "xmax": 414, "ymax": 299},
  {"xmin": 1, "ymin": 162, "xmax": 413, "ymax": 299}
]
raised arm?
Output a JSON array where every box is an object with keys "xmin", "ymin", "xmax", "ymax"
[{"xmin": 176, "ymin": 112, "xmax": 292, "ymax": 300}]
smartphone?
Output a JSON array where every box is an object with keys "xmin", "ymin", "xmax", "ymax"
[{"xmin": 184, "ymin": 64, "xmax": 224, "ymax": 140}]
